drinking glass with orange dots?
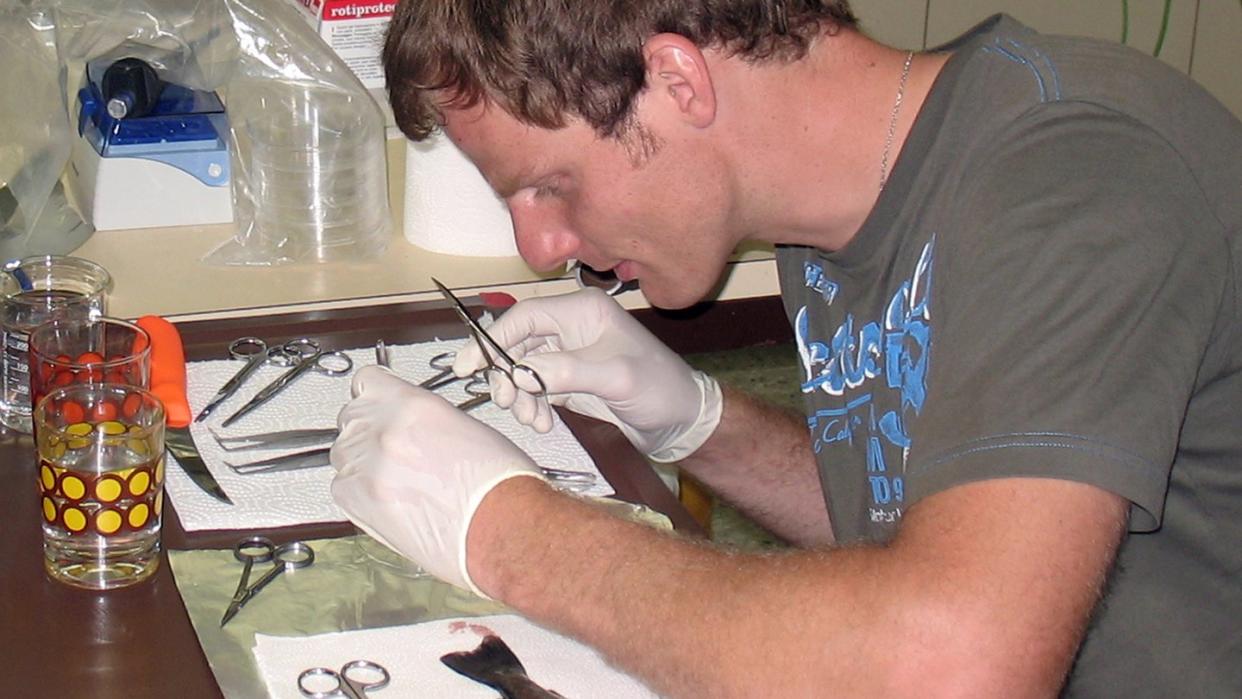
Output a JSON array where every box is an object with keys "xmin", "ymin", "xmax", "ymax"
[
  {"xmin": 34, "ymin": 383, "xmax": 166, "ymax": 589},
  {"xmin": 27, "ymin": 316, "xmax": 151, "ymax": 422}
]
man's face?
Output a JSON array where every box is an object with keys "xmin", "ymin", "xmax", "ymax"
[{"xmin": 440, "ymin": 99, "xmax": 742, "ymax": 309}]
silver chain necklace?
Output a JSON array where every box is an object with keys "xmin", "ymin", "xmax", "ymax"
[{"xmin": 879, "ymin": 51, "xmax": 914, "ymax": 192}]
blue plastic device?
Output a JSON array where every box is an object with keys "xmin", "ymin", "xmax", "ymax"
[{"xmin": 77, "ymin": 61, "xmax": 231, "ymax": 189}]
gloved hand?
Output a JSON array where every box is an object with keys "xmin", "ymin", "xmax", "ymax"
[
  {"xmin": 453, "ymin": 288, "xmax": 723, "ymax": 463},
  {"xmin": 329, "ymin": 366, "xmax": 544, "ymax": 596}
]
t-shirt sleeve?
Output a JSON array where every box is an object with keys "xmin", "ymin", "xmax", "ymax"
[{"xmin": 904, "ymin": 104, "xmax": 1231, "ymax": 531}]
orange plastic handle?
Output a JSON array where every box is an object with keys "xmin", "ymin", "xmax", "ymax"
[{"xmin": 135, "ymin": 315, "xmax": 192, "ymax": 428}]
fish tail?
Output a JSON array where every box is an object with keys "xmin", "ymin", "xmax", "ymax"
[
  {"xmin": 441, "ymin": 635, "xmax": 567, "ymax": 698},
  {"xmin": 443, "ymin": 634, "xmax": 527, "ymax": 680}
]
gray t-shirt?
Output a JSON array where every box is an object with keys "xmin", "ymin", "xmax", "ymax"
[{"xmin": 776, "ymin": 15, "xmax": 1242, "ymax": 696}]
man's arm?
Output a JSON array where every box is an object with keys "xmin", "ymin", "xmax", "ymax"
[
  {"xmin": 468, "ymin": 475, "xmax": 1127, "ymax": 698},
  {"xmin": 676, "ymin": 384, "xmax": 835, "ymax": 547}
]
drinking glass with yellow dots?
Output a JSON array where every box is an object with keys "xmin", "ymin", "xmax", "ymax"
[{"xmin": 34, "ymin": 383, "xmax": 165, "ymax": 589}]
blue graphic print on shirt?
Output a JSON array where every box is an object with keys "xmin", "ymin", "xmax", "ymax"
[
  {"xmin": 795, "ymin": 238, "xmax": 934, "ymax": 525},
  {"xmin": 803, "ymin": 261, "xmax": 840, "ymax": 304}
]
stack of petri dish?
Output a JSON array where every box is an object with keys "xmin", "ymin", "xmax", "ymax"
[{"xmin": 245, "ymin": 88, "xmax": 389, "ymax": 263}]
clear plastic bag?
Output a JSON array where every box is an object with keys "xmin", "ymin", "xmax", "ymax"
[
  {"xmin": 209, "ymin": 0, "xmax": 391, "ymax": 265},
  {"xmin": 32, "ymin": 0, "xmax": 390, "ymax": 265},
  {"xmin": 0, "ymin": 4, "xmax": 92, "ymax": 260}
]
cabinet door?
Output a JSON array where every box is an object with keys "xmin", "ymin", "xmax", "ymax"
[
  {"xmin": 1191, "ymin": 0, "xmax": 1242, "ymax": 118},
  {"xmin": 851, "ymin": 0, "xmax": 929, "ymax": 50},
  {"xmin": 925, "ymin": 1, "xmax": 1196, "ymax": 72}
]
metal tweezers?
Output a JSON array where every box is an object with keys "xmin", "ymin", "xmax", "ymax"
[
  {"xmin": 212, "ymin": 427, "xmax": 339, "ymax": 452},
  {"xmin": 221, "ymin": 443, "xmax": 597, "ymax": 488}
]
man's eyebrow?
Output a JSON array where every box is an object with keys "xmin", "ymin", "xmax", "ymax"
[{"xmin": 489, "ymin": 164, "xmax": 535, "ymax": 199}]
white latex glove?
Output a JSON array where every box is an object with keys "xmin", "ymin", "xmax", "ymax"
[
  {"xmin": 453, "ymin": 288, "xmax": 723, "ymax": 463},
  {"xmin": 329, "ymin": 365, "xmax": 544, "ymax": 596}
]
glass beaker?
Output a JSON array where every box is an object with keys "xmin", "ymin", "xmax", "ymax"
[{"xmin": 1, "ymin": 255, "xmax": 111, "ymax": 433}]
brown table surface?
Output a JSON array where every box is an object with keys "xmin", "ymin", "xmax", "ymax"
[{"xmin": 0, "ymin": 293, "xmax": 788, "ymax": 698}]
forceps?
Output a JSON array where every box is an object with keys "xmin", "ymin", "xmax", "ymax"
[
  {"xmin": 223, "ymin": 443, "xmax": 598, "ymax": 489},
  {"xmin": 220, "ymin": 536, "xmax": 315, "ymax": 627},
  {"xmin": 222, "ymin": 340, "xmax": 353, "ymax": 427},
  {"xmin": 196, "ymin": 337, "xmax": 304, "ymax": 422},
  {"xmin": 432, "ymin": 278, "xmax": 547, "ymax": 399},
  {"xmin": 421, "ymin": 351, "xmax": 491, "ymax": 411},
  {"xmin": 298, "ymin": 659, "xmax": 391, "ymax": 698}
]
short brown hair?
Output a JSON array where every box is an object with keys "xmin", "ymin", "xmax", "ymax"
[{"xmin": 383, "ymin": 0, "xmax": 857, "ymax": 141}]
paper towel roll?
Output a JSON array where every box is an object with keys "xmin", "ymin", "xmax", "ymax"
[{"xmin": 403, "ymin": 132, "xmax": 519, "ymax": 257}]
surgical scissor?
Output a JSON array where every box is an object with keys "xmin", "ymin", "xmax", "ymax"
[
  {"xmin": 220, "ymin": 536, "xmax": 315, "ymax": 627},
  {"xmin": 420, "ymin": 351, "xmax": 491, "ymax": 409},
  {"xmin": 432, "ymin": 278, "xmax": 547, "ymax": 399},
  {"xmin": 221, "ymin": 340, "xmax": 353, "ymax": 427},
  {"xmin": 195, "ymin": 337, "xmax": 305, "ymax": 422},
  {"xmin": 298, "ymin": 659, "xmax": 391, "ymax": 698}
]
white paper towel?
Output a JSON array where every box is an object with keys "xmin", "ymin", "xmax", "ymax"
[
  {"xmin": 253, "ymin": 613, "xmax": 662, "ymax": 698},
  {"xmin": 404, "ymin": 132, "xmax": 520, "ymax": 257},
  {"xmin": 165, "ymin": 340, "xmax": 608, "ymax": 531}
]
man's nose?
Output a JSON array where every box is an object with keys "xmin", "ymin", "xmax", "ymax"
[{"xmin": 508, "ymin": 201, "xmax": 580, "ymax": 272}]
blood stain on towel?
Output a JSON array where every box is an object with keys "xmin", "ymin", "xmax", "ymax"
[{"xmin": 448, "ymin": 620, "xmax": 497, "ymax": 637}]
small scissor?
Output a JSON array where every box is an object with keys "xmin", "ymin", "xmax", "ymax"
[
  {"xmin": 298, "ymin": 659, "xmax": 391, "ymax": 698},
  {"xmin": 420, "ymin": 350, "xmax": 491, "ymax": 403},
  {"xmin": 431, "ymin": 278, "xmax": 547, "ymax": 399},
  {"xmin": 196, "ymin": 337, "xmax": 304, "ymax": 422},
  {"xmin": 221, "ymin": 340, "xmax": 353, "ymax": 427},
  {"xmin": 220, "ymin": 536, "xmax": 315, "ymax": 627}
]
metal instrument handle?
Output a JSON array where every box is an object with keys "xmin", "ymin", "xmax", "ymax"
[
  {"xmin": 219, "ymin": 352, "xmax": 269, "ymax": 396},
  {"xmin": 314, "ymin": 350, "xmax": 354, "ymax": 376},
  {"xmin": 540, "ymin": 467, "xmax": 598, "ymax": 484},
  {"xmin": 232, "ymin": 535, "xmax": 276, "ymax": 564},
  {"xmin": 340, "ymin": 660, "xmax": 391, "ymax": 696},
  {"xmin": 224, "ymin": 443, "xmax": 595, "ymax": 489},
  {"xmin": 227, "ymin": 336, "xmax": 268, "ymax": 359},
  {"xmin": 297, "ymin": 660, "xmax": 387, "ymax": 699},
  {"xmin": 197, "ymin": 340, "xmax": 275, "ymax": 422},
  {"xmin": 297, "ymin": 667, "xmax": 348, "ymax": 699},
  {"xmin": 456, "ymin": 393, "xmax": 490, "ymax": 412},
  {"xmin": 242, "ymin": 542, "xmax": 314, "ymax": 604},
  {"xmin": 375, "ymin": 340, "xmax": 391, "ymax": 368},
  {"xmin": 212, "ymin": 426, "xmax": 339, "ymax": 452},
  {"xmin": 225, "ymin": 447, "xmax": 332, "ymax": 474},
  {"xmin": 221, "ymin": 357, "xmax": 317, "ymax": 427},
  {"xmin": 222, "ymin": 536, "xmax": 276, "ymax": 625},
  {"xmin": 261, "ymin": 355, "xmax": 319, "ymax": 397}
]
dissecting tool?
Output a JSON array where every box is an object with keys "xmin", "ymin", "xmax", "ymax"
[
  {"xmin": 431, "ymin": 278, "xmax": 548, "ymax": 399},
  {"xmin": 418, "ymin": 351, "xmax": 488, "ymax": 393},
  {"xmin": 298, "ymin": 659, "xmax": 391, "ymax": 699},
  {"xmin": 221, "ymin": 341, "xmax": 353, "ymax": 427},
  {"xmin": 212, "ymin": 426, "xmax": 340, "ymax": 452},
  {"xmin": 195, "ymin": 336, "xmax": 300, "ymax": 423},
  {"xmin": 220, "ymin": 535, "xmax": 315, "ymax": 627},
  {"xmin": 137, "ymin": 315, "xmax": 233, "ymax": 505},
  {"xmin": 221, "ymin": 442, "xmax": 596, "ymax": 488},
  {"xmin": 375, "ymin": 339, "xmax": 391, "ymax": 369},
  {"xmin": 212, "ymin": 348, "xmax": 488, "ymax": 454}
]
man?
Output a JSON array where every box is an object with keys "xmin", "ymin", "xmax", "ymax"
[{"xmin": 330, "ymin": 2, "xmax": 1242, "ymax": 696}]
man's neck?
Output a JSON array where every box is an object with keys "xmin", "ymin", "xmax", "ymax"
[{"xmin": 708, "ymin": 31, "xmax": 949, "ymax": 252}]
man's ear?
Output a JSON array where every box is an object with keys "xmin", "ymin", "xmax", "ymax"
[{"xmin": 642, "ymin": 33, "xmax": 716, "ymax": 128}]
